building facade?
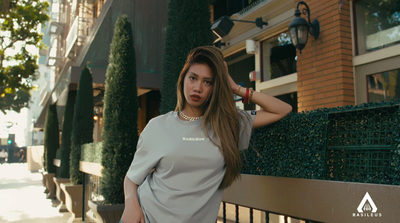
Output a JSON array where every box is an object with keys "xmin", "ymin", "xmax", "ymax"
[
  {"xmin": 213, "ymin": 0, "xmax": 399, "ymax": 114},
  {"xmin": 33, "ymin": 0, "xmax": 168, "ymax": 141},
  {"xmin": 26, "ymin": 0, "xmax": 400, "ymax": 222},
  {"xmin": 33, "ymin": 0, "xmax": 400, "ymax": 140},
  {"xmin": 212, "ymin": 0, "xmax": 399, "ymax": 222}
]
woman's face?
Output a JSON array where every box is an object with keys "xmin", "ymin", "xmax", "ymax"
[{"xmin": 183, "ymin": 63, "xmax": 214, "ymax": 112}]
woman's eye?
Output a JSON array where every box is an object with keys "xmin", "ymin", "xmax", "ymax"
[
  {"xmin": 189, "ymin": 76, "xmax": 196, "ymax": 81},
  {"xmin": 205, "ymin": 81, "xmax": 213, "ymax": 85}
]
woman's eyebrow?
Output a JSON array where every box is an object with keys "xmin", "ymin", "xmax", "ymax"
[{"xmin": 189, "ymin": 72, "xmax": 213, "ymax": 80}]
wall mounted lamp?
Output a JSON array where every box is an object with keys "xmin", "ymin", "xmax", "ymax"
[
  {"xmin": 288, "ymin": 1, "xmax": 320, "ymax": 53},
  {"xmin": 211, "ymin": 16, "xmax": 268, "ymax": 39},
  {"xmin": 246, "ymin": 39, "xmax": 257, "ymax": 54},
  {"xmin": 214, "ymin": 40, "xmax": 226, "ymax": 48}
]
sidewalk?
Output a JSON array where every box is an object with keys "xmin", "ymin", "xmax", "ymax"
[{"xmin": 0, "ymin": 163, "xmax": 72, "ymax": 223}]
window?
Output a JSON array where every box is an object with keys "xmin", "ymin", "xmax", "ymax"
[
  {"xmin": 212, "ymin": 0, "xmax": 263, "ymax": 19},
  {"xmin": 367, "ymin": 69, "xmax": 400, "ymax": 102},
  {"xmin": 355, "ymin": 0, "xmax": 400, "ymax": 55},
  {"xmin": 353, "ymin": 1, "xmax": 400, "ymax": 104},
  {"xmin": 261, "ymin": 32, "xmax": 296, "ymax": 81},
  {"xmin": 258, "ymin": 32, "xmax": 297, "ymax": 112}
]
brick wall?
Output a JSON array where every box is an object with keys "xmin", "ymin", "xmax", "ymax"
[{"xmin": 296, "ymin": 0, "xmax": 355, "ymax": 112}]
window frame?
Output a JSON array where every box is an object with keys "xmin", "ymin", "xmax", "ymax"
[
  {"xmin": 353, "ymin": 0, "xmax": 400, "ymax": 55},
  {"xmin": 352, "ymin": 0, "xmax": 400, "ymax": 104}
]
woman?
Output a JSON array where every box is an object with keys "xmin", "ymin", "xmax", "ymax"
[{"xmin": 121, "ymin": 46, "xmax": 292, "ymax": 223}]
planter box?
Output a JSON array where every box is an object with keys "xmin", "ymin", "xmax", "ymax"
[
  {"xmin": 39, "ymin": 170, "xmax": 48, "ymax": 193},
  {"xmin": 88, "ymin": 200, "xmax": 124, "ymax": 223},
  {"xmin": 27, "ymin": 146, "xmax": 44, "ymax": 172},
  {"xmin": 80, "ymin": 161, "xmax": 103, "ymax": 177},
  {"xmin": 43, "ymin": 172, "xmax": 56, "ymax": 199},
  {"xmin": 53, "ymin": 177, "xmax": 70, "ymax": 212},
  {"xmin": 61, "ymin": 182, "xmax": 83, "ymax": 222}
]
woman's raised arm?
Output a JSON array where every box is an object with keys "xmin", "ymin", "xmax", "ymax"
[{"xmin": 225, "ymin": 62, "xmax": 292, "ymax": 129}]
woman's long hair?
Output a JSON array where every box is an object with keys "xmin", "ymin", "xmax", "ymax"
[{"xmin": 175, "ymin": 46, "xmax": 242, "ymax": 189}]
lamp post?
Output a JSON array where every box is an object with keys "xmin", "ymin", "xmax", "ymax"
[{"xmin": 289, "ymin": 1, "xmax": 320, "ymax": 53}]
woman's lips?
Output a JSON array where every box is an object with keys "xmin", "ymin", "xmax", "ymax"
[{"xmin": 190, "ymin": 95, "xmax": 201, "ymax": 101}]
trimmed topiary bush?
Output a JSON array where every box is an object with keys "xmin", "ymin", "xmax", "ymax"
[
  {"xmin": 160, "ymin": 0, "xmax": 214, "ymax": 114},
  {"xmin": 44, "ymin": 104, "xmax": 59, "ymax": 174},
  {"xmin": 100, "ymin": 15, "xmax": 138, "ymax": 205},
  {"xmin": 59, "ymin": 90, "xmax": 76, "ymax": 179},
  {"xmin": 70, "ymin": 67, "xmax": 94, "ymax": 185},
  {"xmin": 81, "ymin": 142, "xmax": 103, "ymax": 164}
]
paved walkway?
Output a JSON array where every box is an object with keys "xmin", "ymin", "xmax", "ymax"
[{"xmin": 0, "ymin": 163, "xmax": 72, "ymax": 223}]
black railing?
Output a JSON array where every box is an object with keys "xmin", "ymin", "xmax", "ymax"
[{"xmin": 218, "ymin": 202, "xmax": 321, "ymax": 223}]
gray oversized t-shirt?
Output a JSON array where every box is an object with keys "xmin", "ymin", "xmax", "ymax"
[{"xmin": 126, "ymin": 110, "xmax": 255, "ymax": 223}]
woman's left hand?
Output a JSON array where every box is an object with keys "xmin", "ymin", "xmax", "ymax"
[{"xmin": 223, "ymin": 62, "xmax": 292, "ymax": 129}]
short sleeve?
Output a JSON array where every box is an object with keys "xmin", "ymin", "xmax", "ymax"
[
  {"xmin": 126, "ymin": 126, "xmax": 160, "ymax": 185},
  {"xmin": 238, "ymin": 110, "xmax": 256, "ymax": 150}
]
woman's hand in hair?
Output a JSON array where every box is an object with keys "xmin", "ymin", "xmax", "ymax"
[
  {"xmin": 223, "ymin": 62, "xmax": 292, "ymax": 128},
  {"xmin": 224, "ymin": 61, "xmax": 241, "ymax": 94}
]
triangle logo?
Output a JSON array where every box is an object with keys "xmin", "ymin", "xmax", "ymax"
[{"xmin": 357, "ymin": 192, "xmax": 378, "ymax": 213}]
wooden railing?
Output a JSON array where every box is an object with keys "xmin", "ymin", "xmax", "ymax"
[{"xmin": 220, "ymin": 175, "xmax": 400, "ymax": 223}]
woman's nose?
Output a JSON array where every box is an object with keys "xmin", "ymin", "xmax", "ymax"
[{"xmin": 193, "ymin": 81, "xmax": 202, "ymax": 92}]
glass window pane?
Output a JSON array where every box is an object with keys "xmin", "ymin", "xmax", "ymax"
[
  {"xmin": 355, "ymin": 0, "xmax": 400, "ymax": 54},
  {"xmin": 225, "ymin": 0, "xmax": 262, "ymax": 16},
  {"xmin": 367, "ymin": 69, "xmax": 400, "ymax": 102},
  {"xmin": 262, "ymin": 32, "xmax": 297, "ymax": 81}
]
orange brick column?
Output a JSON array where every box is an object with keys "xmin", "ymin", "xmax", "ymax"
[{"xmin": 296, "ymin": 0, "xmax": 355, "ymax": 112}]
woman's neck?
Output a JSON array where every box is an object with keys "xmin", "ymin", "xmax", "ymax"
[{"xmin": 181, "ymin": 106, "xmax": 204, "ymax": 117}]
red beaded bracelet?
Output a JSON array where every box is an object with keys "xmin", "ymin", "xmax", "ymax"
[{"xmin": 242, "ymin": 88, "xmax": 249, "ymax": 103}]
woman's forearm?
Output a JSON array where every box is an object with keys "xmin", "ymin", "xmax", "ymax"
[
  {"xmin": 235, "ymin": 85, "xmax": 292, "ymax": 128},
  {"xmin": 121, "ymin": 176, "xmax": 145, "ymax": 223},
  {"xmin": 225, "ymin": 62, "xmax": 292, "ymax": 128},
  {"xmin": 238, "ymin": 86, "xmax": 292, "ymax": 113},
  {"xmin": 124, "ymin": 176, "xmax": 140, "ymax": 207}
]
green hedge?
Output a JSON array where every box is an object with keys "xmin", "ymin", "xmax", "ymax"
[
  {"xmin": 160, "ymin": 0, "xmax": 213, "ymax": 114},
  {"xmin": 59, "ymin": 90, "xmax": 76, "ymax": 179},
  {"xmin": 81, "ymin": 142, "xmax": 103, "ymax": 164},
  {"xmin": 100, "ymin": 15, "xmax": 138, "ymax": 205},
  {"xmin": 43, "ymin": 104, "xmax": 60, "ymax": 174},
  {"xmin": 70, "ymin": 66, "xmax": 94, "ymax": 185},
  {"xmin": 242, "ymin": 100, "xmax": 400, "ymax": 185},
  {"xmin": 55, "ymin": 149, "xmax": 61, "ymax": 159}
]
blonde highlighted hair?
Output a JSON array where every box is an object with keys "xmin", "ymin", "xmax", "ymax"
[{"xmin": 175, "ymin": 46, "xmax": 243, "ymax": 189}]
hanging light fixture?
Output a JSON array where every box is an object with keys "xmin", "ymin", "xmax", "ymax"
[
  {"xmin": 289, "ymin": 1, "xmax": 320, "ymax": 53},
  {"xmin": 211, "ymin": 16, "xmax": 268, "ymax": 39}
]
